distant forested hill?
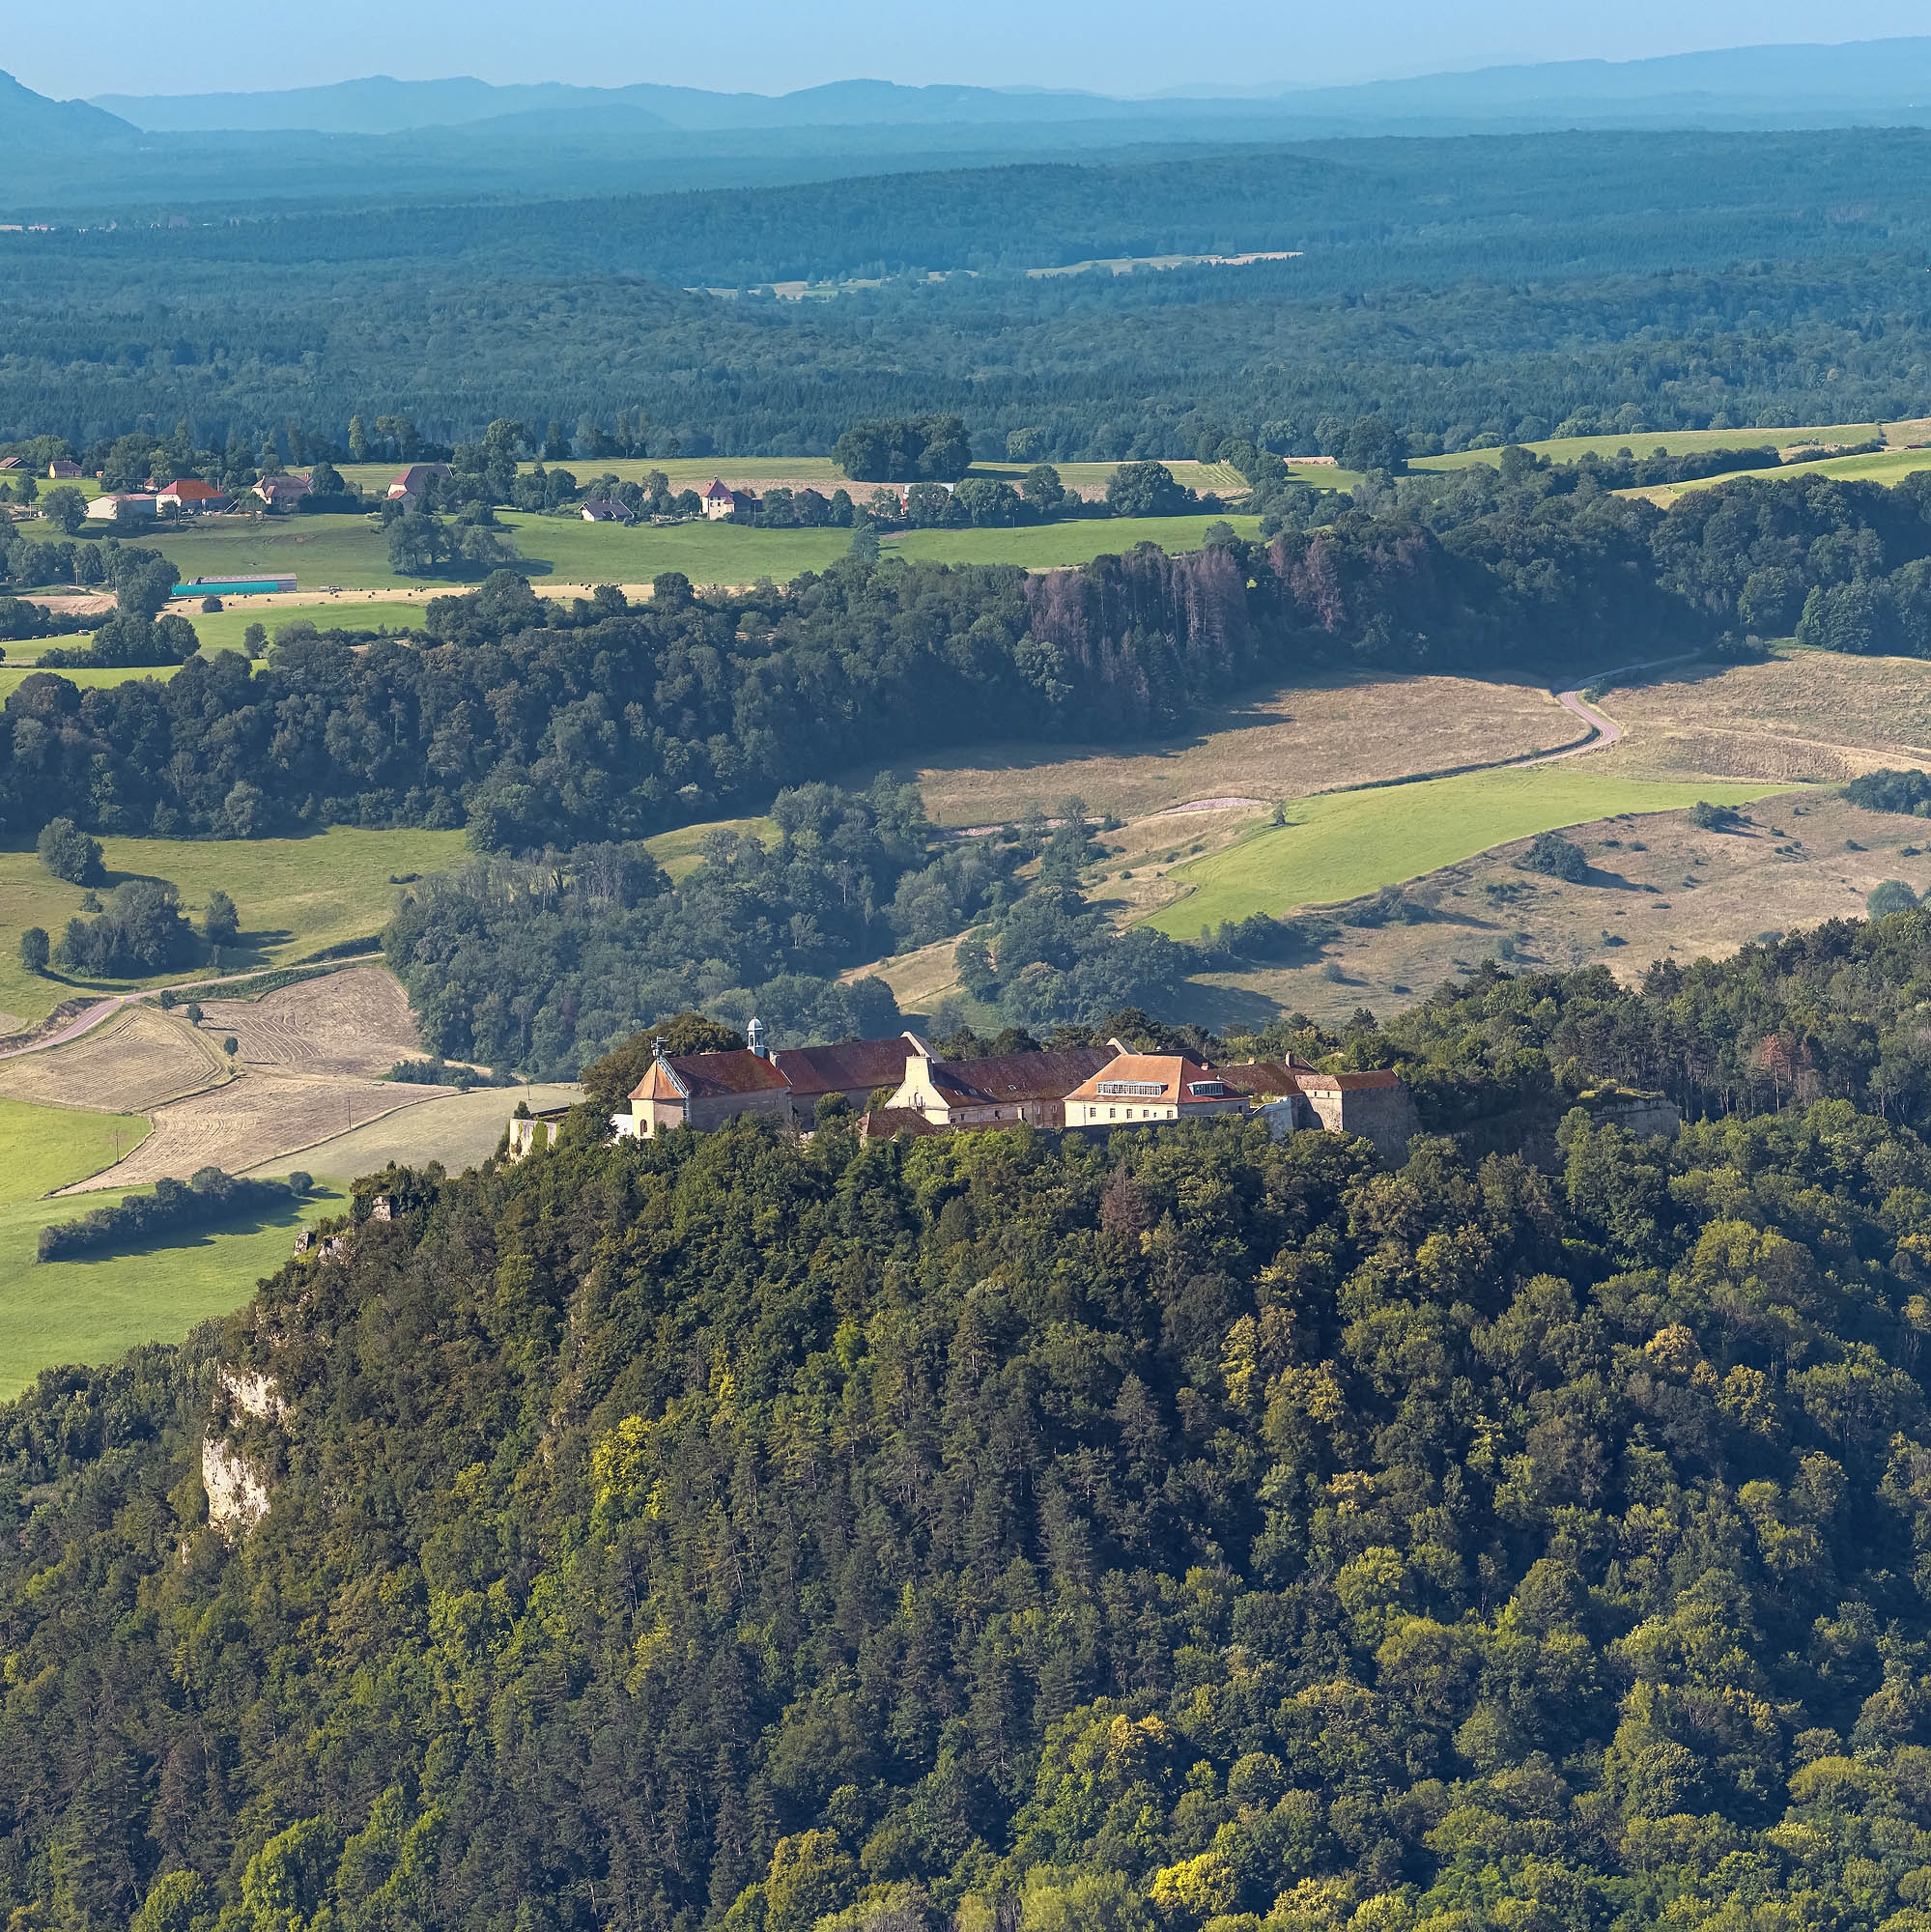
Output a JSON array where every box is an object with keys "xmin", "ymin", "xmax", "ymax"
[
  {"xmin": 6, "ymin": 128, "xmax": 1931, "ymax": 455},
  {"xmin": 15, "ymin": 920, "xmax": 1931, "ymax": 1931}
]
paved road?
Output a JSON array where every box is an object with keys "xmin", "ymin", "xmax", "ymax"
[{"xmin": 1516, "ymin": 654, "xmax": 1699, "ymax": 767}]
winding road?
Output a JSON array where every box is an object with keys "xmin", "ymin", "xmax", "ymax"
[{"xmin": 3, "ymin": 661, "xmax": 1695, "ymax": 1068}]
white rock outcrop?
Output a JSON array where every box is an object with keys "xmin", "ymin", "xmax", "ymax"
[{"xmin": 201, "ymin": 1368, "xmax": 286, "ymax": 1536}]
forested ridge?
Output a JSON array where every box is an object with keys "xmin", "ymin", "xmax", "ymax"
[
  {"xmin": 9, "ymin": 129, "xmax": 1931, "ymax": 455},
  {"xmin": 23, "ymin": 914, "xmax": 1931, "ymax": 1932},
  {"xmin": 11, "ymin": 466, "xmax": 1931, "ymax": 859}
]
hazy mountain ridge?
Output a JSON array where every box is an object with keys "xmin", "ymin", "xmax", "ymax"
[{"xmin": 86, "ymin": 36, "xmax": 1931, "ymax": 137}]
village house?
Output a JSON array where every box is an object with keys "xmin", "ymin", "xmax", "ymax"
[
  {"xmin": 701, "ymin": 478, "xmax": 759, "ymax": 520},
  {"xmin": 156, "ymin": 478, "xmax": 231, "ymax": 515},
  {"xmin": 387, "ymin": 462, "xmax": 452, "ymax": 502},
  {"xmin": 47, "ymin": 459, "xmax": 80, "ymax": 479},
  {"xmin": 252, "ymin": 473, "xmax": 313, "ymax": 511},
  {"xmin": 580, "ymin": 498, "xmax": 638, "ymax": 524}
]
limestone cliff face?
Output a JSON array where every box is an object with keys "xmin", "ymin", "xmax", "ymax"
[{"xmin": 201, "ymin": 1368, "xmax": 285, "ymax": 1537}]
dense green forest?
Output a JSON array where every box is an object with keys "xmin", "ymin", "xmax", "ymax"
[
  {"xmin": 20, "ymin": 908, "xmax": 1931, "ymax": 1932},
  {"xmin": 7, "ymin": 129, "xmax": 1931, "ymax": 455}
]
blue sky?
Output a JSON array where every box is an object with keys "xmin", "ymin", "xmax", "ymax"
[{"xmin": 14, "ymin": 0, "xmax": 1931, "ymax": 99}]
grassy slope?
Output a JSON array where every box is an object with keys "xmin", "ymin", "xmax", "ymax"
[
  {"xmin": 642, "ymin": 816, "xmax": 780, "ymax": 883},
  {"xmin": 0, "ymin": 826, "xmax": 469, "ymax": 1029},
  {"xmin": 1140, "ymin": 767, "xmax": 1794, "ymax": 935},
  {"xmin": 1637, "ymin": 445, "xmax": 1931, "ymax": 503},
  {"xmin": 0, "ymin": 1093, "xmax": 341, "ymax": 1402}
]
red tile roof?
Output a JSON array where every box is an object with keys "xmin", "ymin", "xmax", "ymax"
[
  {"xmin": 630, "ymin": 1049, "xmax": 790, "ymax": 1102},
  {"xmin": 929, "ymin": 1045, "xmax": 1114, "ymax": 1106},
  {"xmin": 775, "ymin": 1037, "xmax": 914, "ymax": 1097}
]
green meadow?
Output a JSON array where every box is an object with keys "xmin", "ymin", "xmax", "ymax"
[
  {"xmin": 186, "ymin": 597, "xmax": 431, "ymax": 651},
  {"xmin": 1642, "ymin": 444, "xmax": 1931, "ymax": 501},
  {"xmin": 1409, "ymin": 421, "xmax": 1883, "ymax": 471},
  {"xmin": 0, "ymin": 1094, "xmax": 338, "ymax": 1401},
  {"xmin": 16, "ymin": 505, "xmax": 1278, "ymax": 598},
  {"xmin": 1139, "ymin": 767, "xmax": 1796, "ymax": 936},
  {"xmin": 0, "ymin": 825, "xmax": 469, "ymax": 1027}
]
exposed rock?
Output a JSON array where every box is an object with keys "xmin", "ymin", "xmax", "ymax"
[
  {"xmin": 201, "ymin": 1368, "xmax": 285, "ymax": 1538},
  {"xmin": 201, "ymin": 1435, "xmax": 270, "ymax": 1536}
]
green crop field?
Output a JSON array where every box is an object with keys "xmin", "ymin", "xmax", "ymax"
[
  {"xmin": 0, "ymin": 825, "xmax": 469, "ymax": 1028},
  {"xmin": 0, "ymin": 1093, "xmax": 338, "ymax": 1401},
  {"xmin": 1139, "ymin": 767, "xmax": 1797, "ymax": 936}
]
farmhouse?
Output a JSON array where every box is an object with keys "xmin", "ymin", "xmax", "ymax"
[
  {"xmin": 47, "ymin": 459, "xmax": 80, "ymax": 479},
  {"xmin": 0, "ymin": 456, "xmax": 17, "ymax": 470},
  {"xmin": 251, "ymin": 473, "xmax": 312, "ymax": 511},
  {"xmin": 86, "ymin": 493, "xmax": 156, "ymax": 523},
  {"xmin": 702, "ymin": 478, "xmax": 758, "ymax": 520},
  {"xmin": 387, "ymin": 462, "xmax": 452, "ymax": 502},
  {"xmin": 156, "ymin": 478, "xmax": 231, "ymax": 514},
  {"xmin": 580, "ymin": 498, "xmax": 638, "ymax": 524}
]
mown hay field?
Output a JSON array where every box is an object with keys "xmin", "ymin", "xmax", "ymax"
[{"xmin": 855, "ymin": 669, "xmax": 1586, "ymax": 827}]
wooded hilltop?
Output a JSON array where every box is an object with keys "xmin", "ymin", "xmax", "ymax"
[{"xmin": 14, "ymin": 912, "xmax": 1931, "ymax": 1932}]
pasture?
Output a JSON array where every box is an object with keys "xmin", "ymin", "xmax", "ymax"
[
  {"xmin": 0, "ymin": 1092, "xmax": 334, "ymax": 1402},
  {"xmin": 1633, "ymin": 444, "xmax": 1931, "ymax": 504},
  {"xmin": 854, "ymin": 668, "xmax": 1586, "ymax": 827},
  {"xmin": 16, "ymin": 507, "xmax": 1275, "ymax": 597},
  {"xmin": 1197, "ymin": 788, "xmax": 1931, "ymax": 1029},
  {"xmin": 1595, "ymin": 650, "xmax": 1931, "ymax": 785},
  {"xmin": 1138, "ymin": 766, "xmax": 1790, "ymax": 936},
  {"xmin": 0, "ymin": 825, "xmax": 468, "ymax": 1029},
  {"xmin": 243, "ymin": 1081, "xmax": 584, "ymax": 1183}
]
